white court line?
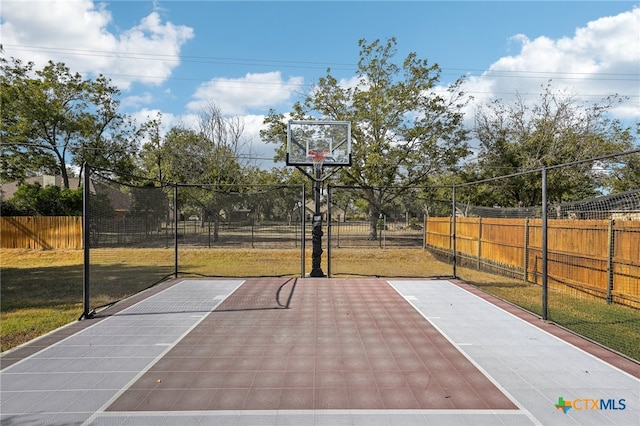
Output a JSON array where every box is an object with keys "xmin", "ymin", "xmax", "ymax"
[
  {"xmin": 80, "ymin": 279, "xmax": 245, "ymax": 426},
  {"xmin": 387, "ymin": 280, "xmax": 543, "ymax": 426}
]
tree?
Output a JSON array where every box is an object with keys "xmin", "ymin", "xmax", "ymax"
[
  {"xmin": 604, "ymin": 123, "xmax": 640, "ymax": 193},
  {"xmin": 128, "ymin": 182, "xmax": 169, "ymax": 234},
  {"xmin": 138, "ymin": 113, "xmax": 169, "ymax": 185},
  {"xmin": 139, "ymin": 103, "xmax": 248, "ymax": 186},
  {"xmin": 197, "ymin": 102, "xmax": 253, "ymax": 176},
  {"xmin": 0, "ymin": 57, "xmax": 139, "ymax": 188},
  {"xmin": 607, "ymin": 148, "xmax": 640, "ymax": 193},
  {"xmin": 138, "ymin": 104, "xmax": 251, "ymax": 240},
  {"xmin": 471, "ymin": 83, "xmax": 636, "ymax": 206},
  {"xmin": 1, "ymin": 182, "xmax": 82, "ymax": 216},
  {"xmin": 262, "ymin": 38, "xmax": 471, "ymax": 239}
]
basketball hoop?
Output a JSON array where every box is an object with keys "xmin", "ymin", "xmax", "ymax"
[
  {"xmin": 286, "ymin": 121, "xmax": 351, "ymax": 278},
  {"xmin": 308, "ymin": 150, "xmax": 330, "ymax": 174}
]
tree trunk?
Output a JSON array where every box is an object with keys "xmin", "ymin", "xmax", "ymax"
[
  {"xmin": 213, "ymin": 211, "xmax": 220, "ymax": 242},
  {"xmin": 57, "ymin": 152, "xmax": 70, "ymax": 189},
  {"xmin": 368, "ymin": 205, "xmax": 378, "ymax": 240}
]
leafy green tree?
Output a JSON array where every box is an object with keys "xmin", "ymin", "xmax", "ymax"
[
  {"xmin": 0, "ymin": 57, "xmax": 139, "ymax": 188},
  {"xmin": 139, "ymin": 104, "xmax": 246, "ymax": 186},
  {"xmin": 128, "ymin": 182, "xmax": 170, "ymax": 234},
  {"xmin": 471, "ymin": 83, "xmax": 635, "ymax": 207},
  {"xmin": 138, "ymin": 113, "xmax": 168, "ymax": 184},
  {"xmin": 1, "ymin": 182, "xmax": 82, "ymax": 216},
  {"xmin": 138, "ymin": 104, "xmax": 250, "ymax": 241},
  {"xmin": 608, "ymin": 153, "xmax": 640, "ymax": 192},
  {"xmin": 606, "ymin": 124, "xmax": 640, "ymax": 193},
  {"xmin": 262, "ymin": 38, "xmax": 471, "ymax": 238},
  {"xmin": 249, "ymin": 167, "xmax": 308, "ymax": 223},
  {"xmin": 0, "ymin": 198, "xmax": 22, "ymax": 216}
]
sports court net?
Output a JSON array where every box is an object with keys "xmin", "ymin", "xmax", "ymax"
[
  {"xmin": 448, "ymin": 165, "xmax": 640, "ymax": 360},
  {"xmin": 173, "ymin": 184, "xmax": 306, "ymax": 278},
  {"xmin": 327, "ymin": 185, "xmax": 455, "ymax": 277},
  {"xmin": 86, "ymin": 170, "xmax": 175, "ymax": 315},
  {"xmin": 84, "ymin": 170, "xmax": 306, "ymax": 316},
  {"xmin": 176, "ymin": 184, "xmax": 305, "ymax": 249}
]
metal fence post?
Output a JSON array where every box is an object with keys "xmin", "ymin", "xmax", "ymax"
[
  {"xmin": 452, "ymin": 185, "xmax": 457, "ymax": 278},
  {"xmin": 542, "ymin": 168, "xmax": 548, "ymax": 321},
  {"xmin": 251, "ymin": 214, "xmax": 255, "ymax": 248},
  {"xmin": 327, "ymin": 185, "xmax": 332, "ymax": 277},
  {"xmin": 383, "ymin": 215, "xmax": 386, "ymax": 249},
  {"xmin": 422, "ymin": 213, "xmax": 426, "ymax": 249},
  {"xmin": 477, "ymin": 217, "xmax": 482, "ymax": 270},
  {"xmin": 301, "ymin": 185, "xmax": 306, "ymax": 278},
  {"xmin": 81, "ymin": 163, "xmax": 91, "ymax": 319},
  {"xmin": 174, "ymin": 184, "xmax": 178, "ymax": 279},
  {"xmin": 607, "ymin": 219, "xmax": 615, "ymax": 304},
  {"xmin": 524, "ymin": 218, "xmax": 530, "ymax": 283}
]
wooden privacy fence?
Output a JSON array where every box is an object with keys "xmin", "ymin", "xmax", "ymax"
[
  {"xmin": 425, "ymin": 217, "xmax": 640, "ymax": 309},
  {"xmin": 0, "ymin": 216, "xmax": 83, "ymax": 249}
]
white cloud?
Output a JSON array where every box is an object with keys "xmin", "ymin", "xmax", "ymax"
[
  {"xmin": 121, "ymin": 92, "xmax": 154, "ymax": 109},
  {"xmin": 187, "ymin": 71, "xmax": 304, "ymax": 116},
  {"xmin": 338, "ymin": 75, "xmax": 363, "ymax": 91},
  {"xmin": 130, "ymin": 108, "xmax": 170, "ymax": 129},
  {"xmin": 0, "ymin": 0, "xmax": 193, "ymax": 90},
  {"xmin": 240, "ymin": 114, "xmax": 279, "ymax": 168},
  {"xmin": 461, "ymin": 7, "xmax": 640, "ymax": 121}
]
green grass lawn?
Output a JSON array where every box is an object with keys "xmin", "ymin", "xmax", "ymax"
[
  {"xmin": 1, "ymin": 248, "xmax": 638, "ymax": 362},
  {"xmin": 1, "ymin": 249, "xmax": 83, "ymax": 351}
]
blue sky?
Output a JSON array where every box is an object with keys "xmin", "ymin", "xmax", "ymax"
[{"xmin": 1, "ymin": 1, "xmax": 639, "ymax": 167}]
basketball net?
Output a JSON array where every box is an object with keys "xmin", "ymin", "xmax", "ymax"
[{"xmin": 308, "ymin": 150, "xmax": 330, "ymax": 175}]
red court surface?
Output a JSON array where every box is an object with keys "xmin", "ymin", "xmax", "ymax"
[{"xmin": 107, "ymin": 278, "xmax": 517, "ymax": 411}]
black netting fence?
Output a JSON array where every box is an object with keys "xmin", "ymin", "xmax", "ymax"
[
  {"xmin": 85, "ymin": 168, "xmax": 175, "ymax": 316},
  {"xmin": 82, "ymin": 150, "xmax": 640, "ymax": 361},
  {"xmin": 83, "ymin": 165, "xmax": 305, "ymax": 317},
  {"xmin": 176, "ymin": 184, "xmax": 305, "ymax": 249},
  {"xmin": 326, "ymin": 185, "xmax": 454, "ymax": 277},
  {"xmin": 173, "ymin": 184, "xmax": 306, "ymax": 279},
  {"xmin": 437, "ymin": 152, "xmax": 640, "ymax": 361}
]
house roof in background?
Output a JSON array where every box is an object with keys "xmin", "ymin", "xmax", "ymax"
[{"xmin": 0, "ymin": 175, "xmax": 81, "ymax": 200}]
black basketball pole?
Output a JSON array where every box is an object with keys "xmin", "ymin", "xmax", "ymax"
[
  {"xmin": 287, "ymin": 120, "xmax": 352, "ymax": 277},
  {"xmin": 310, "ymin": 166, "xmax": 325, "ymax": 277}
]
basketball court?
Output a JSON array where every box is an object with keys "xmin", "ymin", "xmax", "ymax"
[
  {"xmin": 4, "ymin": 111, "xmax": 639, "ymax": 426},
  {"xmin": 2, "ymin": 277, "xmax": 639, "ymax": 425}
]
